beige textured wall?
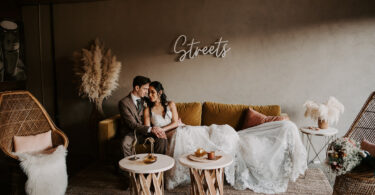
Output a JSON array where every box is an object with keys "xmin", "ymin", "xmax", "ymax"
[{"xmin": 31, "ymin": 0, "xmax": 375, "ymax": 157}]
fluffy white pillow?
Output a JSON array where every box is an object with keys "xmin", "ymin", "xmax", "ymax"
[
  {"xmin": 13, "ymin": 130, "xmax": 53, "ymax": 153},
  {"xmin": 15, "ymin": 145, "xmax": 68, "ymax": 195}
]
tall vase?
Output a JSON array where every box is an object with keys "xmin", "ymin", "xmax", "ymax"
[
  {"xmin": 89, "ymin": 103, "xmax": 105, "ymax": 159},
  {"xmin": 318, "ymin": 118, "xmax": 329, "ymax": 129}
]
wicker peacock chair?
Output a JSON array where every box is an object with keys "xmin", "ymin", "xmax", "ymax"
[
  {"xmin": 0, "ymin": 91, "xmax": 68, "ymax": 160},
  {"xmin": 333, "ymin": 92, "xmax": 375, "ymax": 194}
]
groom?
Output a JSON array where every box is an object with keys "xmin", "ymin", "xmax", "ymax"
[{"xmin": 119, "ymin": 76, "xmax": 168, "ymax": 157}]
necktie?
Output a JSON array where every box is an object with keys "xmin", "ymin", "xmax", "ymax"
[{"xmin": 136, "ymin": 99, "xmax": 142, "ymax": 113}]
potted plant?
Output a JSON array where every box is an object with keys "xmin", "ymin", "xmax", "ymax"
[
  {"xmin": 73, "ymin": 38, "xmax": 122, "ymax": 117},
  {"xmin": 73, "ymin": 38, "xmax": 121, "ymax": 157},
  {"xmin": 303, "ymin": 96, "xmax": 344, "ymax": 129}
]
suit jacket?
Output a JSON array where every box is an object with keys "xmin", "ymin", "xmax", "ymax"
[{"xmin": 118, "ymin": 93, "xmax": 150, "ymax": 137}]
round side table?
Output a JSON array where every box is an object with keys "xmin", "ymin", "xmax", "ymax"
[
  {"xmin": 300, "ymin": 127, "xmax": 338, "ymax": 165},
  {"xmin": 119, "ymin": 154, "xmax": 175, "ymax": 195},
  {"xmin": 179, "ymin": 152, "xmax": 233, "ymax": 195}
]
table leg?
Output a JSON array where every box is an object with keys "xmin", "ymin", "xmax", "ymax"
[
  {"xmin": 307, "ymin": 135, "xmax": 322, "ymax": 164},
  {"xmin": 306, "ymin": 134, "xmax": 311, "ymax": 164},
  {"xmin": 306, "ymin": 135, "xmax": 336, "ymax": 165},
  {"xmin": 130, "ymin": 172, "xmax": 164, "ymax": 195},
  {"xmin": 190, "ymin": 168, "xmax": 224, "ymax": 195}
]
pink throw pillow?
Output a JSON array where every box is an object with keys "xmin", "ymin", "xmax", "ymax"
[
  {"xmin": 13, "ymin": 130, "xmax": 53, "ymax": 153},
  {"xmin": 265, "ymin": 116, "xmax": 289, "ymax": 123},
  {"xmin": 361, "ymin": 139, "xmax": 375, "ymax": 157},
  {"xmin": 241, "ymin": 108, "xmax": 288, "ymax": 130}
]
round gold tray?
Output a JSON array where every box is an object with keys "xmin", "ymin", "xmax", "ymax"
[
  {"xmin": 187, "ymin": 154, "xmax": 222, "ymax": 163},
  {"xmin": 143, "ymin": 155, "xmax": 157, "ymax": 164}
]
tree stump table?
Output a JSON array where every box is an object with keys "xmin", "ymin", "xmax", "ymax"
[
  {"xmin": 179, "ymin": 152, "xmax": 233, "ymax": 195},
  {"xmin": 119, "ymin": 153, "xmax": 175, "ymax": 195}
]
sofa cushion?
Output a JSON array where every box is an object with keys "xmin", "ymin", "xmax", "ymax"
[
  {"xmin": 241, "ymin": 108, "xmax": 287, "ymax": 129},
  {"xmin": 176, "ymin": 102, "xmax": 202, "ymax": 126},
  {"xmin": 202, "ymin": 102, "xmax": 281, "ymax": 130},
  {"xmin": 250, "ymin": 105, "xmax": 281, "ymax": 116}
]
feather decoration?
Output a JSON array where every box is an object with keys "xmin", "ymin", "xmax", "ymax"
[
  {"xmin": 303, "ymin": 97, "xmax": 344, "ymax": 125},
  {"xmin": 74, "ymin": 38, "xmax": 122, "ymax": 115}
]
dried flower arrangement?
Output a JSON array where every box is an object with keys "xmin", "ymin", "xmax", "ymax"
[
  {"xmin": 303, "ymin": 97, "xmax": 344, "ymax": 128},
  {"xmin": 73, "ymin": 39, "xmax": 121, "ymax": 116},
  {"xmin": 326, "ymin": 137, "xmax": 363, "ymax": 175}
]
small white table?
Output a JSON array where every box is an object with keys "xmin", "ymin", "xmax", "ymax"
[
  {"xmin": 300, "ymin": 127, "xmax": 338, "ymax": 165},
  {"xmin": 179, "ymin": 152, "xmax": 233, "ymax": 195},
  {"xmin": 119, "ymin": 153, "xmax": 175, "ymax": 195}
]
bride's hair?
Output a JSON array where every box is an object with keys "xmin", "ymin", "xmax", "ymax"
[{"xmin": 149, "ymin": 81, "xmax": 168, "ymax": 113}]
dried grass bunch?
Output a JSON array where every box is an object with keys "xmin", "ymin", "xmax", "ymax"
[
  {"xmin": 303, "ymin": 96, "xmax": 344, "ymax": 125},
  {"xmin": 73, "ymin": 39, "xmax": 121, "ymax": 115}
]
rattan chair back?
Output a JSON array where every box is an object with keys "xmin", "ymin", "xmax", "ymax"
[
  {"xmin": 333, "ymin": 91, "xmax": 375, "ymax": 194},
  {"xmin": 0, "ymin": 91, "xmax": 68, "ymax": 159},
  {"xmin": 345, "ymin": 91, "xmax": 375, "ymax": 143}
]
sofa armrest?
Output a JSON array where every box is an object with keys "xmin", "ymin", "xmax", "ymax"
[{"xmin": 98, "ymin": 114, "xmax": 120, "ymax": 160}]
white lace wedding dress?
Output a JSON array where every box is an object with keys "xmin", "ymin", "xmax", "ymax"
[{"xmin": 151, "ymin": 107, "xmax": 307, "ymax": 194}]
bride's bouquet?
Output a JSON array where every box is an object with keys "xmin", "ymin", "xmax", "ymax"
[{"xmin": 326, "ymin": 137, "xmax": 363, "ymax": 175}]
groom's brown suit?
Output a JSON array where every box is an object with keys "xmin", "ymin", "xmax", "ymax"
[{"xmin": 119, "ymin": 93, "xmax": 168, "ymax": 157}]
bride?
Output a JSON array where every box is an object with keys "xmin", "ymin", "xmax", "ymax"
[{"xmin": 144, "ymin": 81, "xmax": 307, "ymax": 194}]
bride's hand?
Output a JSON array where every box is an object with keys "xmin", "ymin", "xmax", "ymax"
[
  {"xmin": 151, "ymin": 127, "xmax": 167, "ymax": 139},
  {"xmin": 155, "ymin": 131, "xmax": 167, "ymax": 139},
  {"xmin": 159, "ymin": 131, "xmax": 167, "ymax": 139},
  {"xmin": 178, "ymin": 118, "xmax": 185, "ymax": 126}
]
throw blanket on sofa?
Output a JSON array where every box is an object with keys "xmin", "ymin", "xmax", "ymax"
[
  {"xmin": 166, "ymin": 121, "xmax": 307, "ymax": 194},
  {"xmin": 14, "ymin": 145, "xmax": 68, "ymax": 195}
]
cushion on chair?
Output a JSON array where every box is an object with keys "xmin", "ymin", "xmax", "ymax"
[
  {"xmin": 13, "ymin": 130, "xmax": 53, "ymax": 153},
  {"xmin": 176, "ymin": 102, "xmax": 202, "ymax": 126},
  {"xmin": 202, "ymin": 102, "xmax": 281, "ymax": 130},
  {"xmin": 361, "ymin": 139, "xmax": 375, "ymax": 156}
]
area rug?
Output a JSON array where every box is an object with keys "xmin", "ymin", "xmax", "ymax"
[{"xmin": 66, "ymin": 163, "xmax": 332, "ymax": 195}]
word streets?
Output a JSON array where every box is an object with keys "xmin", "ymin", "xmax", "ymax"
[{"xmin": 173, "ymin": 35, "xmax": 231, "ymax": 62}]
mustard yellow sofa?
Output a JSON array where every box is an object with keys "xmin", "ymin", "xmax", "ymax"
[{"xmin": 98, "ymin": 102, "xmax": 283, "ymax": 161}]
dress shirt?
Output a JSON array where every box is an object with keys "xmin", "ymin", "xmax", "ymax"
[{"xmin": 130, "ymin": 93, "xmax": 152, "ymax": 133}]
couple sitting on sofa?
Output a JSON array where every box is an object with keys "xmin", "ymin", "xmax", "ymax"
[{"xmin": 119, "ymin": 76, "xmax": 307, "ymax": 194}]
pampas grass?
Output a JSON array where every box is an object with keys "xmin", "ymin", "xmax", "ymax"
[
  {"xmin": 303, "ymin": 97, "xmax": 344, "ymax": 125},
  {"xmin": 74, "ymin": 39, "xmax": 121, "ymax": 116}
]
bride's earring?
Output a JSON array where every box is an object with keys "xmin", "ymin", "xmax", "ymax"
[
  {"xmin": 155, "ymin": 93, "xmax": 160, "ymax": 103},
  {"xmin": 157, "ymin": 92, "xmax": 162, "ymax": 102}
]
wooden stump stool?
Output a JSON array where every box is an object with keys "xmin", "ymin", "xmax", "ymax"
[
  {"xmin": 119, "ymin": 154, "xmax": 175, "ymax": 195},
  {"xmin": 179, "ymin": 152, "xmax": 233, "ymax": 195}
]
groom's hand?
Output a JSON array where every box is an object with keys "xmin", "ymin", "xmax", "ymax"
[{"xmin": 151, "ymin": 127, "xmax": 167, "ymax": 139}]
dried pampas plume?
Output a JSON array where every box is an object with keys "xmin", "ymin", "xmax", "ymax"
[
  {"xmin": 303, "ymin": 96, "xmax": 344, "ymax": 125},
  {"xmin": 74, "ymin": 38, "xmax": 122, "ymax": 116}
]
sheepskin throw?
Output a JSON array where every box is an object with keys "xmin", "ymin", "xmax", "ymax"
[{"xmin": 14, "ymin": 145, "xmax": 68, "ymax": 195}]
